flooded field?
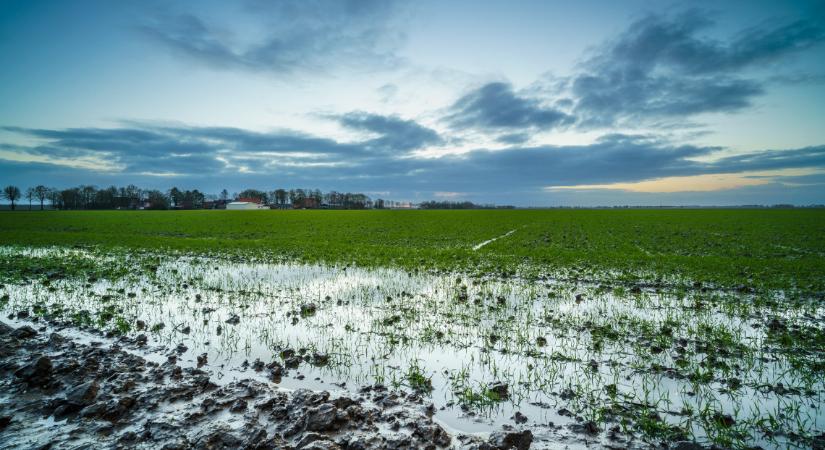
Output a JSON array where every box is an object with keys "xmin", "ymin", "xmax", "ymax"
[{"xmin": 2, "ymin": 246, "xmax": 823, "ymax": 449}]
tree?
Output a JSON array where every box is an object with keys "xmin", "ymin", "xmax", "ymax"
[
  {"xmin": 274, "ymin": 189, "xmax": 287, "ymax": 205},
  {"xmin": 168, "ymin": 187, "xmax": 182, "ymax": 208},
  {"xmin": 60, "ymin": 188, "xmax": 81, "ymax": 210},
  {"xmin": 145, "ymin": 190, "xmax": 169, "ymax": 210},
  {"xmin": 220, "ymin": 189, "xmax": 229, "ymax": 202},
  {"xmin": 123, "ymin": 184, "xmax": 141, "ymax": 209},
  {"xmin": 193, "ymin": 189, "xmax": 205, "ymax": 209},
  {"xmin": 25, "ymin": 187, "xmax": 34, "ymax": 210},
  {"xmin": 47, "ymin": 187, "xmax": 62, "ymax": 210},
  {"xmin": 33, "ymin": 185, "xmax": 50, "ymax": 210},
  {"xmin": 238, "ymin": 189, "xmax": 268, "ymax": 203},
  {"xmin": 80, "ymin": 185, "xmax": 97, "ymax": 209},
  {"xmin": 3, "ymin": 185, "xmax": 21, "ymax": 210},
  {"xmin": 96, "ymin": 185, "xmax": 118, "ymax": 209}
]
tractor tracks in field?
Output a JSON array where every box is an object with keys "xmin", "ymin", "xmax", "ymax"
[{"xmin": 472, "ymin": 228, "xmax": 519, "ymax": 251}]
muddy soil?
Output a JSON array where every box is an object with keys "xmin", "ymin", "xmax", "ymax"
[{"xmin": 0, "ymin": 319, "xmax": 544, "ymax": 450}]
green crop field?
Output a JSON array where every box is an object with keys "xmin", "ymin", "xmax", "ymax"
[{"xmin": 1, "ymin": 209, "xmax": 823, "ymax": 293}]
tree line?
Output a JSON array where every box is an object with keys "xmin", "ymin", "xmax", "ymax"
[
  {"xmin": 1, "ymin": 184, "xmax": 400, "ymax": 210},
  {"xmin": 418, "ymin": 200, "xmax": 514, "ymax": 209},
  {"xmin": 2, "ymin": 184, "xmax": 515, "ymax": 211},
  {"xmin": 235, "ymin": 188, "xmax": 376, "ymax": 209}
]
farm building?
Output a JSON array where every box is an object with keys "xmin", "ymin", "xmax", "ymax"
[
  {"xmin": 226, "ymin": 201, "xmax": 262, "ymax": 210},
  {"xmin": 203, "ymin": 200, "xmax": 229, "ymax": 209}
]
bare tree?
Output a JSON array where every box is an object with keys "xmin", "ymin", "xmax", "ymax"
[
  {"xmin": 124, "ymin": 184, "xmax": 141, "ymax": 209},
  {"xmin": 274, "ymin": 189, "xmax": 287, "ymax": 206},
  {"xmin": 47, "ymin": 187, "xmax": 62, "ymax": 210},
  {"xmin": 25, "ymin": 187, "xmax": 34, "ymax": 210},
  {"xmin": 33, "ymin": 185, "xmax": 50, "ymax": 210},
  {"xmin": 145, "ymin": 190, "xmax": 170, "ymax": 210},
  {"xmin": 3, "ymin": 185, "xmax": 21, "ymax": 210}
]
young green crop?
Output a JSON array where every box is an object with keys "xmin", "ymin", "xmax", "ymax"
[{"xmin": 1, "ymin": 209, "xmax": 822, "ymax": 293}]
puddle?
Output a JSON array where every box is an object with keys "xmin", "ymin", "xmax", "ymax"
[{"xmin": 1, "ymin": 246, "xmax": 823, "ymax": 448}]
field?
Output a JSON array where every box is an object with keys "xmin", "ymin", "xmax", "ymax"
[
  {"xmin": 2, "ymin": 209, "xmax": 824, "ymax": 291},
  {"xmin": 1, "ymin": 209, "xmax": 824, "ymax": 449}
]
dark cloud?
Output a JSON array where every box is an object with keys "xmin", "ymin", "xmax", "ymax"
[
  {"xmin": 709, "ymin": 145, "xmax": 825, "ymax": 173},
  {"xmin": 437, "ymin": 11, "xmax": 825, "ymax": 136},
  {"xmin": 2, "ymin": 125, "xmax": 335, "ymax": 176},
  {"xmin": 336, "ymin": 112, "xmax": 443, "ymax": 152},
  {"xmin": 572, "ymin": 74, "xmax": 762, "ymax": 126},
  {"xmin": 600, "ymin": 12, "xmax": 824, "ymax": 76},
  {"xmin": 3, "ymin": 126, "xmax": 214, "ymax": 157},
  {"xmin": 769, "ymin": 72, "xmax": 825, "ymax": 85},
  {"xmin": 445, "ymin": 82, "xmax": 574, "ymax": 133},
  {"xmin": 140, "ymin": 0, "xmax": 405, "ymax": 74},
  {"xmin": 496, "ymin": 133, "xmax": 531, "ymax": 145},
  {"xmin": 153, "ymin": 126, "xmax": 364, "ymax": 156},
  {"xmin": 570, "ymin": 10, "xmax": 825, "ymax": 126},
  {"xmin": 418, "ymin": 134, "xmax": 712, "ymax": 190},
  {"xmin": 1, "ymin": 112, "xmax": 442, "ymax": 178},
  {"xmin": 3, "ymin": 125, "xmax": 823, "ymax": 205}
]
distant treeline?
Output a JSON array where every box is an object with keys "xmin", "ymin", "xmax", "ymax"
[
  {"xmin": 235, "ymin": 188, "xmax": 377, "ymax": 209},
  {"xmin": 418, "ymin": 201, "xmax": 515, "ymax": 209},
  {"xmin": 0, "ymin": 184, "xmax": 421, "ymax": 210}
]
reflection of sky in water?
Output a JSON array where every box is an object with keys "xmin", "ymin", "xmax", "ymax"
[{"xmin": 1, "ymin": 247, "xmax": 822, "ymax": 447}]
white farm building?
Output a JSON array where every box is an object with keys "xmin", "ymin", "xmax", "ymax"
[{"xmin": 226, "ymin": 201, "xmax": 263, "ymax": 210}]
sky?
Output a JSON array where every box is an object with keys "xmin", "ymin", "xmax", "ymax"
[{"xmin": 1, "ymin": 0, "xmax": 824, "ymax": 206}]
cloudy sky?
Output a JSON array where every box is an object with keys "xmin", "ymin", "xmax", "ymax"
[{"xmin": 1, "ymin": 0, "xmax": 824, "ymax": 205}]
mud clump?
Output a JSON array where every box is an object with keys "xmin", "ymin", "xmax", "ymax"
[
  {"xmin": 13, "ymin": 355, "xmax": 53, "ymax": 387},
  {"xmin": 66, "ymin": 380, "xmax": 100, "ymax": 406},
  {"xmin": 300, "ymin": 303, "xmax": 318, "ymax": 317},
  {"xmin": 225, "ymin": 314, "xmax": 241, "ymax": 325},
  {"xmin": 487, "ymin": 430, "xmax": 533, "ymax": 449},
  {"xmin": 10, "ymin": 325, "xmax": 37, "ymax": 339},
  {"xmin": 0, "ymin": 320, "xmax": 460, "ymax": 449}
]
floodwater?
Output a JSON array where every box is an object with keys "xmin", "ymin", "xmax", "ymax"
[{"xmin": 1, "ymin": 246, "xmax": 823, "ymax": 448}]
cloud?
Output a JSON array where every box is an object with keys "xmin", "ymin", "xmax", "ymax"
[
  {"xmin": 140, "ymin": 0, "xmax": 405, "ymax": 75},
  {"xmin": 548, "ymin": 173, "xmax": 773, "ymax": 193},
  {"xmin": 598, "ymin": 11, "xmax": 824, "ymax": 76},
  {"xmin": 769, "ymin": 73, "xmax": 825, "ymax": 85},
  {"xmin": 708, "ymin": 145, "xmax": 825, "ymax": 173},
  {"xmin": 436, "ymin": 11, "xmax": 825, "ymax": 138},
  {"xmin": 2, "ymin": 125, "xmax": 345, "ymax": 176},
  {"xmin": 1, "ymin": 111, "xmax": 443, "ymax": 178},
  {"xmin": 336, "ymin": 112, "xmax": 443, "ymax": 152},
  {"xmin": 445, "ymin": 82, "xmax": 573, "ymax": 133},
  {"xmin": 569, "ymin": 10, "xmax": 825, "ymax": 126},
  {"xmin": 377, "ymin": 83, "xmax": 399, "ymax": 102},
  {"xmin": 419, "ymin": 134, "xmax": 714, "ymax": 190},
  {"xmin": 538, "ymin": 180, "xmax": 825, "ymax": 207},
  {"xmin": 496, "ymin": 133, "xmax": 532, "ymax": 145},
  {"xmin": 3, "ymin": 125, "xmax": 823, "ymax": 204}
]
